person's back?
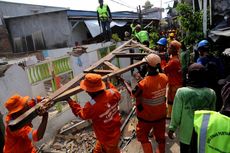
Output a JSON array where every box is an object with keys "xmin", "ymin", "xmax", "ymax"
[
  {"xmin": 193, "ymin": 81, "xmax": 230, "ymax": 153},
  {"xmin": 133, "ymin": 54, "xmax": 168, "ymax": 153},
  {"xmin": 85, "ymin": 87, "xmax": 121, "ymax": 144},
  {"xmin": 168, "ymin": 63, "xmax": 216, "ymax": 153},
  {"xmin": 194, "ymin": 110, "xmax": 230, "ymax": 153},
  {"xmin": 137, "ymin": 73, "xmax": 168, "ymax": 121},
  {"xmin": 67, "ymin": 73, "xmax": 121, "ymax": 153}
]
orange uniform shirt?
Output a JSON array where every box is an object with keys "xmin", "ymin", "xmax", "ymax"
[
  {"xmin": 137, "ymin": 73, "xmax": 168, "ymax": 121},
  {"xmin": 164, "ymin": 56, "xmax": 182, "ymax": 86},
  {"xmin": 4, "ymin": 116, "xmax": 38, "ymax": 153},
  {"xmin": 68, "ymin": 83, "xmax": 121, "ymax": 145}
]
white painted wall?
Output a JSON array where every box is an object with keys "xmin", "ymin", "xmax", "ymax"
[{"xmin": 0, "ymin": 65, "xmax": 32, "ymax": 114}]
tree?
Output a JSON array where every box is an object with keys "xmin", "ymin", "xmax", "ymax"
[
  {"xmin": 176, "ymin": 3, "xmax": 203, "ymax": 46},
  {"xmin": 142, "ymin": 0, "xmax": 153, "ymax": 10}
]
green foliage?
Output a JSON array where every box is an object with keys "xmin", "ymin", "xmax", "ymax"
[
  {"xmin": 112, "ymin": 33, "xmax": 121, "ymax": 42},
  {"xmin": 176, "ymin": 3, "xmax": 203, "ymax": 46},
  {"xmin": 149, "ymin": 31, "xmax": 159, "ymax": 49}
]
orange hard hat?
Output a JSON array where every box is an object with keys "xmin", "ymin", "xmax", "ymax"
[
  {"xmin": 80, "ymin": 73, "xmax": 106, "ymax": 92},
  {"xmin": 170, "ymin": 40, "xmax": 181, "ymax": 51},
  {"xmin": 142, "ymin": 53, "xmax": 161, "ymax": 67},
  {"xmin": 5, "ymin": 94, "xmax": 29, "ymax": 115}
]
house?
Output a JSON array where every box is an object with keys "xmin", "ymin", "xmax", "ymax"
[{"xmin": 0, "ymin": 1, "xmax": 160, "ymax": 54}]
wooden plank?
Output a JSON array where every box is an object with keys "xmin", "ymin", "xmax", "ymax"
[
  {"xmin": 131, "ymin": 40, "xmax": 157, "ymax": 53},
  {"xmin": 54, "ymin": 60, "xmax": 145, "ymax": 101},
  {"xmin": 93, "ymin": 69, "xmax": 114, "ymax": 74},
  {"xmin": 8, "ymin": 73, "xmax": 86, "ymax": 131},
  {"xmin": 84, "ymin": 40, "xmax": 132, "ymax": 72},
  {"xmin": 103, "ymin": 61, "xmax": 119, "ymax": 71},
  {"xmin": 113, "ymin": 53, "xmax": 148, "ymax": 58}
]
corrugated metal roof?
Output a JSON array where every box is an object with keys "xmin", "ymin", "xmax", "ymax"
[{"xmin": 67, "ymin": 10, "xmax": 158, "ymax": 20}]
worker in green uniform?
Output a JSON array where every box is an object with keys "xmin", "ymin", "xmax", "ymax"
[
  {"xmin": 135, "ymin": 24, "xmax": 149, "ymax": 47},
  {"xmin": 97, "ymin": 0, "xmax": 112, "ymax": 42},
  {"xmin": 193, "ymin": 78, "xmax": 230, "ymax": 153}
]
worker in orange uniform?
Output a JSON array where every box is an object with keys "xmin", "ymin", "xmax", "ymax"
[
  {"xmin": 4, "ymin": 94, "xmax": 48, "ymax": 153},
  {"xmin": 66, "ymin": 73, "xmax": 121, "ymax": 153},
  {"xmin": 163, "ymin": 40, "xmax": 183, "ymax": 119},
  {"xmin": 132, "ymin": 54, "xmax": 168, "ymax": 153}
]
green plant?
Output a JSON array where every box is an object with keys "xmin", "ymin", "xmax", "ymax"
[
  {"xmin": 176, "ymin": 3, "xmax": 203, "ymax": 46},
  {"xmin": 112, "ymin": 33, "xmax": 121, "ymax": 42},
  {"xmin": 149, "ymin": 31, "xmax": 159, "ymax": 49}
]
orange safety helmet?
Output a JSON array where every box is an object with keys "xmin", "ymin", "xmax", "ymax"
[
  {"xmin": 170, "ymin": 40, "xmax": 181, "ymax": 51},
  {"xmin": 5, "ymin": 94, "xmax": 29, "ymax": 115},
  {"xmin": 80, "ymin": 73, "xmax": 106, "ymax": 92},
  {"xmin": 142, "ymin": 53, "xmax": 161, "ymax": 67}
]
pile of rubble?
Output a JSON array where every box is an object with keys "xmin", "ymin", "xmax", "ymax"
[{"xmin": 41, "ymin": 120, "xmax": 96, "ymax": 153}]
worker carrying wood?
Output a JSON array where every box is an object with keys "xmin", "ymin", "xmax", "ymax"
[
  {"xmin": 66, "ymin": 73, "xmax": 121, "ymax": 153},
  {"xmin": 97, "ymin": 0, "xmax": 112, "ymax": 42},
  {"xmin": 132, "ymin": 54, "xmax": 168, "ymax": 153},
  {"xmin": 3, "ymin": 94, "xmax": 48, "ymax": 153}
]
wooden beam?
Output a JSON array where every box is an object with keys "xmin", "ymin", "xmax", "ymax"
[
  {"xmin": 8, "ymin": 73, "xmax": 85, "ymax": 131},
  {"xmin": 93, "ymin": 69, "xmax": 114, "ymax": 74},
  {"xmin": 103, "ymin": 61, "xmax": 119, "ymax": 71},
  {"xmin": 113, "ymin": 53, "xmax": 148, "ymax": 58},
  {"xmin": 131, "ymin": 40, "xmax": 157, "ymax": 53},
  {"xmin": 54, "ymin": 60, "xmax": 145, "ymax": 102},
  {"xmin": 84, "ymin": 40, "xmax": 133, "ymax": 72}
]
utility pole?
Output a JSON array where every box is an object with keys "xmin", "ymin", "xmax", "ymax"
[
  {"xmin": 137, "ymin": 5, "xmax": 142, "ymax": 27},
  {"xmin": 203, "ymin": 0, "xmax": 207, "ymax": 38}
]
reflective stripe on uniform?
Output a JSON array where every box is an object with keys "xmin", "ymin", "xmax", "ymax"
[
  {"xmin": 89, "ymin": 99, "xmax": 96, "ymax": 105},
  {"xmin": 199, "ymin": 113, "xmax": 211, "ymax": 153},
  {"xmin": 141, "ymin": 96, "xmax": 165, "ymax": 106}
]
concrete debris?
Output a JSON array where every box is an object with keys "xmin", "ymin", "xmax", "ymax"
[
  {"xmin": 68, "ymin": 46, "xmax": 87, "ymax": 57},
  {"xmin": 41, "ymin": 120, "xmax": 96, "ymax": 153}
]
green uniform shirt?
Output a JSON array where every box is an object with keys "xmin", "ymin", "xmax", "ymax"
[
  {"xmin": 169, "ymin": 87, "xmax": 216, "ymax": 144},
  {"xmin": 97, "ymin": 4, "xmax": 109, "ymax": 21},
  {"xmin": 135, "ymin": 31, "xmax": 149, "ymax": 43},
  {"xmin": 194, "ymin": 110, "xmax": 230, "ymax": 153}
]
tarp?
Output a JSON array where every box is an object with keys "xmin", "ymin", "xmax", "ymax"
[{"xmin": 84, "ymin": 20, "xmax": 127, "ymax": 37}]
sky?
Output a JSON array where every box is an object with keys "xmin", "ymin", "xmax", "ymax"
[{"xmin": 1, "ymin": 0, "xmax": 174, "ymax": 17}]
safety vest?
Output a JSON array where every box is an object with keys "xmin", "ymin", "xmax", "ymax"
[
  {"xmin": 194, "ymin": 110, "xmax": 230, "ymax": 153},
  {"xmin": 135, "ymin": 31, "xmax": 149, "ymax": 43},
  {"xmin": 97, "ymin": 4, "xmax": 109, "ymax": 21}
]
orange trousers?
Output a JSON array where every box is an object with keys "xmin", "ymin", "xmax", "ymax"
[
  {"xmin": 93, "ymin": 140, "xmax": 120, "ymax": 153},
  {"xmin": 136, "ymin": 119, "xmax": 166, "ymax": 153}
]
